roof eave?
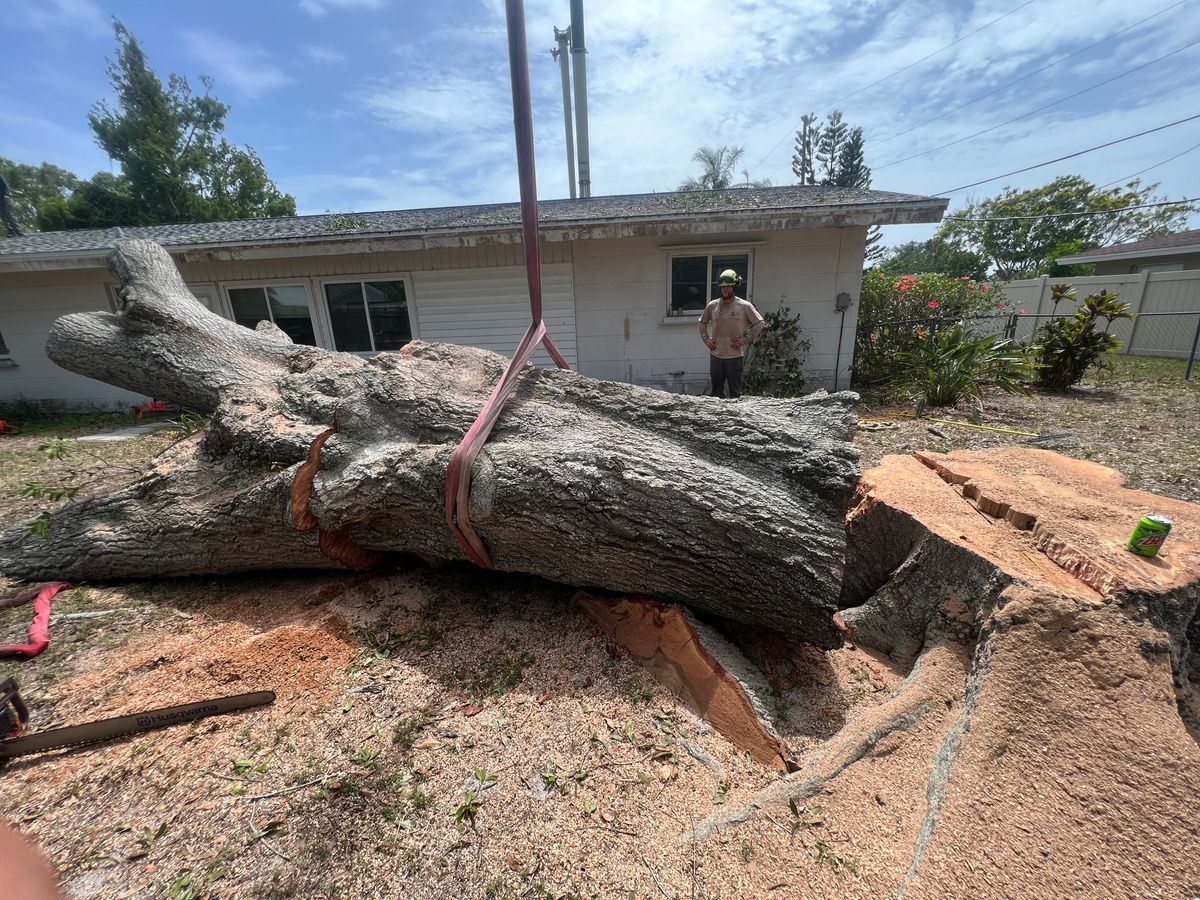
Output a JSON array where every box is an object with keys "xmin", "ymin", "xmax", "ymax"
[
  {"xmin": 0, "ymin": 197, "xmax": 948, "ymax": 272},
  {"xmin": 1058, "ymin": 243, "xmax": 1200, "ymax": 265}
]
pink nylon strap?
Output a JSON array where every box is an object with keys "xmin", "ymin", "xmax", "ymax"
[
  {"xmin": 444, "ymin": 0, "xmax": 570, "ymax": 569},
  {"xmin": 0, "ymin": 582, "xmax": 74, "ymax": 659}
]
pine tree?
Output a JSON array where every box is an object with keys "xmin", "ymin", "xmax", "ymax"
[
  {"xmin": 815, "ymin": 111, "xmax": 848, "ymax": 185},
  {"xmin": 832, "ymin": 127, "xmax": 871, "ymax": 189},
  {"xmin": 791, "ymin": 113, "xmax": 821, "ymax": 185}
]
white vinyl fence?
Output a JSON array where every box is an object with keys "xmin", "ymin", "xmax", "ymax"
[{"xmin": 999, "ymin": 270, "xmax": 1200, "ymax": 359}]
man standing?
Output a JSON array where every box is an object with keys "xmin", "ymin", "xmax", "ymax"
[{"xmin": 698, "ymin": 269, "xmax": 765, "ymax": 399}]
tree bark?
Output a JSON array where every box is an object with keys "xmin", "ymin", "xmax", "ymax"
[{"xmin": 0, "ymin": 239, "xmax": 861, "ymax": 647}]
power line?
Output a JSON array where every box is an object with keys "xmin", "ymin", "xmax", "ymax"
[
  {"xmin": 747, "ymin": 0, "xmax": 1039, "ymax": 174},
  {"xmin": 943, "ymin": 197, "xmax": 1200, "ymax": 222},
  {"xmin": 868, "ymin": 0, "xmax": 1186, "ymax": 150},
  {"xmin": 876, "ymin": 37, "xmax": 1200, "ymax": 171},
  {"xmin": 1097, "ymin": 139, "xmax": 1200, "ymax": 189},
  {"xmin": 934, "ymin": 112, "xmax": 1200, "ymax": 194}
]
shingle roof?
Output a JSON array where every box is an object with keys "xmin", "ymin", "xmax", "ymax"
[
  {"xmin": 1057, "ymin": 228, "xmax": 1200, "ymax": 263},
  {"xmin": 0, "ymin": 185, "xmax": 946, "ymax": 262}
]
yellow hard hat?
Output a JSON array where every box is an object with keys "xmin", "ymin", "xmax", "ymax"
[{"xmin": 717, "ymin": 269, "xmax": 742, "ymax": 286}]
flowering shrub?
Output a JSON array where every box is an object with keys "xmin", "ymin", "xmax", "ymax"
[{"xmin": 854, "ymin": 272, "xmax": 1007, "ymax": 385}]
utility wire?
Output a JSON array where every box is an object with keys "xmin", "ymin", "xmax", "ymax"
[
  {"xmin": 943, "ymin": 197, "xmax": 1199, "ymax": 222},
  {"xmin": 877, "ymin": 37, "xmax": 1200, "ymax": 171},
  {"xmin": 934, "ymin": 112, "xmax": 1200, "ymax": 193},
  {"xmin": 868, "ymin": 0, "xmax": 1187, "ymax": 149},
  {"xmin": 1097, "ymin": 138, "xmax": 1200, "ymax": 189},
  {"xmin": 747, "ymin": 0, "xmax": 1039, "ymax": 174}
]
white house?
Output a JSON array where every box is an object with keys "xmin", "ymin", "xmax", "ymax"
[
  {"xmin": 0, "ymin": 185, "xmax": 946, "ymax": 409},
  {"xmin": 1056, "ymin": 228, "xmax": 1200, "ymax": 275}
]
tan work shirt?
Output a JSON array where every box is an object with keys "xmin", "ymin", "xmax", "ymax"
[{"xmin": 698, "ymin": 296, "xmax": 765, "ymax": 359}]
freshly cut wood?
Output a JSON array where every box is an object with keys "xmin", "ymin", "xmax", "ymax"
[
  {"xmin": 575, "ymin": 591, "xmax": 792, "ymax": 770},
  {"xmin": 694, "ymin": 448, "xmax": 1200, "ymax": 899},
  {"xmin": 0, "ymin": 239, "xmax": 861, "ymax": 647}
]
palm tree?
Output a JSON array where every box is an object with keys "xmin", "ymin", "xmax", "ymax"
[{"xmin": 677, "ymin": 146, "xmax": 771, "ymax": 191}]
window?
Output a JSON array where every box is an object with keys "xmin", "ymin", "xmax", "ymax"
[
  {"xmin": 323, "ymin": 279, "xmax": 412, "ymax": 352},
  {"xmin": 227, "ymin": 285, "xmax": 317, "ymax": 345},
  {"xmin": 668, "ymin": 251, "xmax": 751, "ymax": 315},
  {"xmin": 1132, "ymin": 262, "xmax": 1184, "ymax": 274}
]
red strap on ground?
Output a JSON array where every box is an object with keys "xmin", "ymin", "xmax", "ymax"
[
  {"xmin": 444, "ymin": 0, "xmax": 570, "ymax": 569},
  {"xmin": 0, "ymin": 582, "xmax": 74, "ymax": 659}
]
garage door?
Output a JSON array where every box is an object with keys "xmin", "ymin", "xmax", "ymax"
[{"xmin": 411, "ymin": 263, "xmax": 577, "ymax": 368}]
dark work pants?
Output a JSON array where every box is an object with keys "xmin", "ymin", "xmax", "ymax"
[{"xmin": 710, "ymin": 355, "xmax": 745, "ymax": 399}]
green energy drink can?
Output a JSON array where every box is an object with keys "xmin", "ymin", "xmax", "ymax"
[{"xmin": 1126, "ymin": 515, "xmax": 1172, "ymax": 557}]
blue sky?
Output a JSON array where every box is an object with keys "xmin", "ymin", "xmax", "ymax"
[{"xmin": 5, "ymin": 0, "xmax": 1199, "ymax": 247}]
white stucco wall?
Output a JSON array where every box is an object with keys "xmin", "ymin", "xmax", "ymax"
[
  {"xmin": 1, "ymin": 225, "xmax": 867, "ymax": 408},
  {"xmin": 570, "ymin": 227, "xmax": 866, "ymax": 393},
  {"xmin": 0, "ymin": 270, "xmax": 146, "ymax": 409}
]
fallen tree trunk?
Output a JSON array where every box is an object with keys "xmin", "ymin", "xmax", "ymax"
[{"xmin": 0, "ymin": 239, "xmax": 860, "ymax": 647}]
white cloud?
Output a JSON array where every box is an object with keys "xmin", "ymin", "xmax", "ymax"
[
  {"xmin": 305, "ymin": 45, "xmax": 347, "ymax": 65},
  {"xmin": 300, "ymin": 0, "xmax": 383, "ymax": 17},
  {"xmin": 359, "ymin": 74, "xmax": 512, "ymax": 135},
  {"xmin": 15, "ymin": 0, "xmax": 108, "ymax": 36},
  {"xmin": 180, "ymin": 31, "xmax": 294, "ymax": 99},
  {"xmin": 313, "ymin": 0, "xmax": 1199, "ymax": 240}
]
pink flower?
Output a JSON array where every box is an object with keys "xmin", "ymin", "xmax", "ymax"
[
  {"xmin": 998, "ymin": 302, "xmax": 1006, "ymax": 309},
  {"xmin": 981, "ymin": 284, "xmax": 990, "ymax": 293},
  {"xmin": 899, "ymin": 284, "xmax": 911, "ymax": 292},
  {"xmin": 1019, "ymin": 308, "xmax": 1026, "ymax": 315},
  {"xmin": 927, "ymin": 300, "xmax": 938, "ymax": 309}
]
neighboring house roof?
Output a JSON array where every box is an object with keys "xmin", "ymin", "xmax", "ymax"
[
  {"xmin": 0, "ymin": 185, "xmax": 947, "ymax": 271},
  {"xmin": 1057, "ymin": 228, "xmax": 1200, "ymax": 265}
]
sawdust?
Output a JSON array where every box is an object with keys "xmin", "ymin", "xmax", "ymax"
[
  {"xmin": 1, "ymin": 439, "xmax": 1198, "ymax": 896},
  {"xmin": 0, "ymin": 565, "xmax": 919, "ymax": 899}
]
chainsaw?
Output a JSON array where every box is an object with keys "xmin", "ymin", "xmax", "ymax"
[{"xmin": 0, "ymin": 677, "xmax": 274, "ymax": 761}]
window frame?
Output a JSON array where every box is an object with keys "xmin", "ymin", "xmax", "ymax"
[
  {"xmin": 315, "ymin": 273, "xmax": 419, "ymax": 354},
  {"xmin": 219, "ymin": 279, "xmax": 321, "ymax": 347},
  {"xmin": 664, "ymin": 247, "xmax": 755, "ymax": 317}
]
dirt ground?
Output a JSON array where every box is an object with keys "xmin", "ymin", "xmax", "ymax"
[
  {"xmin": 0, "ymin": 355, "xmax": 1197, "ymax": 899},
  {"xmin": 855, "ymin": 354, "xmax": 1200, "ymax": 502}
]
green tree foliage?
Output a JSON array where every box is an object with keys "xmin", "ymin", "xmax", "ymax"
[
  {"xmin": 28, "ymin": 20, "xmax": 295, "ymax": 231},
  {"xmin": 37, "ymin": 172, "xmax": 138, "ymax": 231},
  {"xmin": 678, "ymin": 146, "xmax": 770, "ymax": 191},
  {"xmin": 1029, "ymin": 284, "xmax": 1133, "ymax": 390},
  {"xmin": 815, "ymin": 112, "xmax": 849, "ymax": 185},
  {"xmin": 791, "ymin": 113, "xmax": 820, "ymax": 186},
  {"xmin": 834, "ymin": 128, "xmax": 870, "ymax": 190},
  {"xmin": 937, "ymin": 175, "xmax": 1195, "ymax": 281},
  {"xmin": 791, "ymin": 111, "xmax": 881, "ymax": 260},
  {"xmin": 875, "ymin": 238, "xmax": 989, "ymax": 280},
  {"xmin": 0, "ymin": 159, "xmax": 81, "ymax": 232}
]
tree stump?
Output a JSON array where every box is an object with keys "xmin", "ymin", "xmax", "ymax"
[
  {"xmin": 693, "ymin": 448, "xmax": 1200, "ymax": 898},
  {"xmin": 0, "ymin": 239, "xmax": 861, "ymax": 647}
]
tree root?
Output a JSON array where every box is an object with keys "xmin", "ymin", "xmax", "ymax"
[{"xmin": 687, "ymin": 636, "xmax": 971, "ymax": 842}]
